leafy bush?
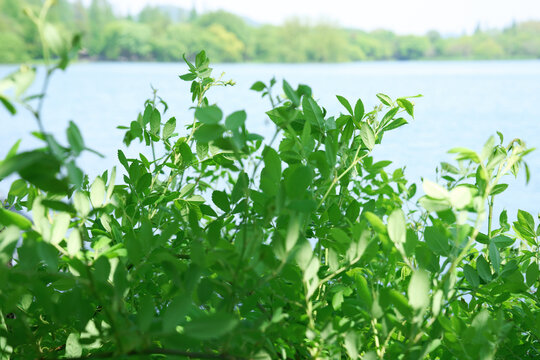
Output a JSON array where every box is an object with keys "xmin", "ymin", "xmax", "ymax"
[{"xmin": 1, "ymin": 4, "xmax": 539, "ymax": 360}]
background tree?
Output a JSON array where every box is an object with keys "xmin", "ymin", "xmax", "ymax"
[{"xmin": 1, "ymin": 0, "xmax": 540, "ymax": 63}]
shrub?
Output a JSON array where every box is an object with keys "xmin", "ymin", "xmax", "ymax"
[{"xmin": 1, "ymin": 3, "xmax": 539, "ymax": 360}]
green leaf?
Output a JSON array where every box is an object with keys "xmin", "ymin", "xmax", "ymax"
[
  {"xmin": 448, "ymin": 147, "xmax": 480, "ymax": 163},
  {"xmin": 90, "ymin": 177, "xmax": 106, "ymax": 208},
  {"xmin": 195, "ymin": 105, "xmax": 223, "ymax": 124},
  {"xmin": 231, "ymin": 172, "xmax": 248, "ymax": 203},
  {"xmin": 283, "ymin": 80, "xmax": 300, "ymax": 106},
  {"xmin": 303, "ymin": 257, "xmax": 320, "ymax": 281},
  {"xmin": 379, "ymin": 107, "xmax": 399, "ymax": 129},
  {"xmin": 336, "ymin": 95, "xmax": 353, "ymax": 115},
  {"xmin": 449, "ymin": 186, "xmax": 472, "ymax": 209},
  {"xmin": 67, "ymin": 229, "xmax": 81, "ymax": 256},
  {"xmin": 73, "ymin": 192, "xmax": 90, "ymax": 218},
  {"xmin": 136, "ymin": 173, "xmax": 152, "ymax": 194},
  {"xmin": 397, "ymin": 98, "xmax": 414, "ymax": 117},
  {"xmin": 296, "ymin": 241, "xmax": 313, "ymax": 270},
  {"xmin": 364, "ymin": 212, "xmax": 386, "ymax": 234},
  {"xmin": 422, "ymin": 179, "xmax": 448, "ymax": 199},
  {"xmin": 285, "ymin": 165, "xmax": 312, "ymax": 197},
  {"xmin": 488, "ymin": 242, "xmax": 501, "ymax": 273},
  {"xmin": 8, "ymin": 178, "xmax": 26, "ymax": 197},
  {"xmin": 1, "ymin": 151, "xmax": 67, "ymax": 194},
  {"xmin": 325, "ymin": 135, "xmax": 337, "ymax": 167},
  {"xmin": 212, "ymin": 190, "xmax": 230, "ymax": 212},
  {"xmin": 183, "ymin": 313, "xmax": 238, "ymax": 340},
  {"xmin": 195, "ymin": 50, "xmax": 208, "ymax": 68},
  {"xmin": 250, "ymin": 81, "xmax": 266, "ymax": 92},
  {"xmin": 526, "ymin": 262, "xmax": 539, "ymax": 287},
  {"xmin": 490, "ymin": 183, "xmax": 508, "ymax": 196},
  {"xmin": 179, "ymin": 72, "xmax": 196, "ymax": 81},
  {"xmin": 150, "ymin": 108, "xmax": 161, "ymax": 135},
  {"xmin": 194, "ymin": 124, "xmax": 225, "ymax": 143},
  {"xmin": 0, "ymin": 208, "xmax": 32, "ymax": 230},
  {"xmin": 106, "ymin": 167, "xmax": 116, "ymax": 201},
  {"xmin": 363, "ymin": 351, "xmax": 378, "ymax": 360},
  {"xmin": 50, "ymin": 212, "xmax": 70, "ymax": 245},
  {"xmin": 463, "ymin": 264, "xmax": 480, "ymax": 287},
  {"xmin": 408, "ymin": 269, "xmax": 429, "ymax": 310},
  {"xmin": 388, "ymin": 209, "xmax": 406, "ymax": 246},
  {"xmin": 162, "ymin": 296, "xmax": 191, "ymax": 332},
  {"xmin": 118, "ymin": 150, "xmax": 129, "ymax": 171},
  {"xmin": 0, "ymin": 151, "xmax": 50, "ymax": 179},
  {"xmin": 376, "ymin": 93, "xmax": 393, "ymax": 106},
  {"xmin": 285, "ymin": 217, "xmax": 300, "ymax": 252},
  {"xmin": 162, "ymin": 117, "xmax": 176, "ymax": 139},
  {"xmin": 424, "ymin": 226, "xmax": 450, "ymax": 256},
  {"xmin": 360, "ymin": 123, "xmax": 375, "ymax": 150},
  {"xmin": 179, "ymin": 184, "xmax": 196, "ymax": 198},
  {"xmin": 43, "ymin": 23, "xmax": 66, "ymax": 55},
  {"xmin": 225, "ymin": 110, "xmax": 246, "ymax": 130},
  {"xmin": 67, "ymin": 121, "xmax": 85, "ymax": 156},
  {"xmin": 303, "ymin": 96, "xmax": 324, "ymax": 130},
  {"xmin": 383, "ymin": 117, "xmax": 408, "ymax": 131},
  {"xmin": 260, "ymin": 147, "xmax": 281, "ymax": 195},
  {"xmin": 517, "ymin": 209, "xmax": 535, "ymax": 232},
  {"xmin": 0, "ymin": 95, "xmax": 16, "ymax": 115},
  {"xmin": 178, "ymin": 142, "xmax": 193, "ymax": 165},
  {"xmin": 480, "ymin": 136, "xmax": 495, "ymax": 161},
  {"xmin": 476, "ymin": 255, "xmax": 492, "ymax": 282},
  {"xmin": 491, "ymin": 235, "xmax": 514, "ymax": 248},
  {"xmin": 344, "ymin": 331, "xmax": 359, "ymax": 359},
  {"xmin": 42, "ymin": 200, "xmax": 75, "ymax": 213},
  {"xmin": 4, "ymin": 140, "xmax": 21, "ymax": 162},
  {"xmin": 381, "ymin": 288, "xmax": 411, "ymax": 317},
  {"xmin": 12, "ymin": 65, "xmax": 36, "ymax": 98},
  {"xmin": 353, "ymin": 99, "xmax": 365, "ymax": 123},
  {"xmin": 419, "ymin": 196, "xmax": 451, "ymax": 212},
  {"xmin": 65, "ymin": 332, "xmax": 82, "ymax": 358},
  {"xmin": 137, "ymin": 295, "xmax": 154, "ymax": 332},
  {"xmin": 330, "ymin": 228, "xmax": 349, "ymax": 244},
  {"xmin": 0, "ymin": 226, "xmax": 19, "ymax": 265},
  {"xmin": 301, "ymin": 121, "xmax": 314, "ymax": 154}
]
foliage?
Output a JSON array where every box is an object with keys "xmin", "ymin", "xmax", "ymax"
[
  {"xmin": 2, "ymin": 0, "xmax": 540, "ymax": 63},
  {"xmin": 1, "ymin": 3, "xmax": 540, "ymax": 360}
]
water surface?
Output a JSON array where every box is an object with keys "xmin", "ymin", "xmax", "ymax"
[{"xmin": 1, "ymin": 60, "xmax": 539, "ymax": 219}]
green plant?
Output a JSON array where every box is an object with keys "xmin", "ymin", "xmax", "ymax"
[{"xmin": 1, "ymin": 4, "xmax": 540, "ymax": 360}]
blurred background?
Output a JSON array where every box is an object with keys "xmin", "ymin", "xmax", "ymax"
[
  {"xmin": 2, "ymin": 0, "xmax": 540, "ymax": 63},
  {"xmin": 1, "ymin": 0, "xmax": 540, "ymax": 219}
]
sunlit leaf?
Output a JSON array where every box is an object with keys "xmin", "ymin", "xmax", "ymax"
[
  {"xmin": 408, "ymin": 269, "xmax": 429, "ymax": 310},
  {"xmin": 90, "ymin": 177, "xmax": 106, "ymax": 208},
  {"xmin": 388, "ymin": 209, "xmax": 406, "ymax": 246},
  {"xmin": 360, "ymin": 123, "xmax": 375, "ymax": 150},
  {"xmin": 195, "ymin": 105, "xmax": 223, "ymax": 124},
  {"xmin": 336, "ymin": 95, "xmax": 353, "ymax": 115}
]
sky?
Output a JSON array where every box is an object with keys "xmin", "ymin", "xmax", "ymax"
[{"xmin": 94, "ymin": 0, "xmax": 540, "ymax": 35}]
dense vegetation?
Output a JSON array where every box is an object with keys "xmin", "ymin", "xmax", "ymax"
[
  {"xmin": 2, "ymin": 2, "xmax": 540, "ymax": 359},
  {"xmin": 2, "ymin": 0, "xmax": 540, "ymax": 63}
]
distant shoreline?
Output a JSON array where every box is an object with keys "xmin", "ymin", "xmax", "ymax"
[{"xmin": 1, "ymin": 57, "xmax": 539, "ymax": 67}]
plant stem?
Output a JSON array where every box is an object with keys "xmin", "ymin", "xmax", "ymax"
[
  {"xmin": 487, "ymin": 195, "xmax": 494, "ymax": 238},
  {"xmin": 317, "ymin": 145, "xmax": 368, "ymax": 210}
]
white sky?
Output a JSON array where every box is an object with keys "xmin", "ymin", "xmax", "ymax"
[{"xmin": 98, "ymin": 0, "xmax": 540, "ymax": 35}]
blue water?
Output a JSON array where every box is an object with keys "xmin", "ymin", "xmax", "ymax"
[{"xmin": 1, "ymin": 60, "xmax": 539, "ymax": 220}]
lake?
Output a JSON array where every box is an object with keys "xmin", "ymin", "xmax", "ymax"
[{"xmin": 1, "ymin": 60, "xmax": 539, "ymax": 221}]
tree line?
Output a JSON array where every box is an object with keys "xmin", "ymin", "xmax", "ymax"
[{"xmin": 1, "ymin": 0, "xmax": 540, "ymax": 63}]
